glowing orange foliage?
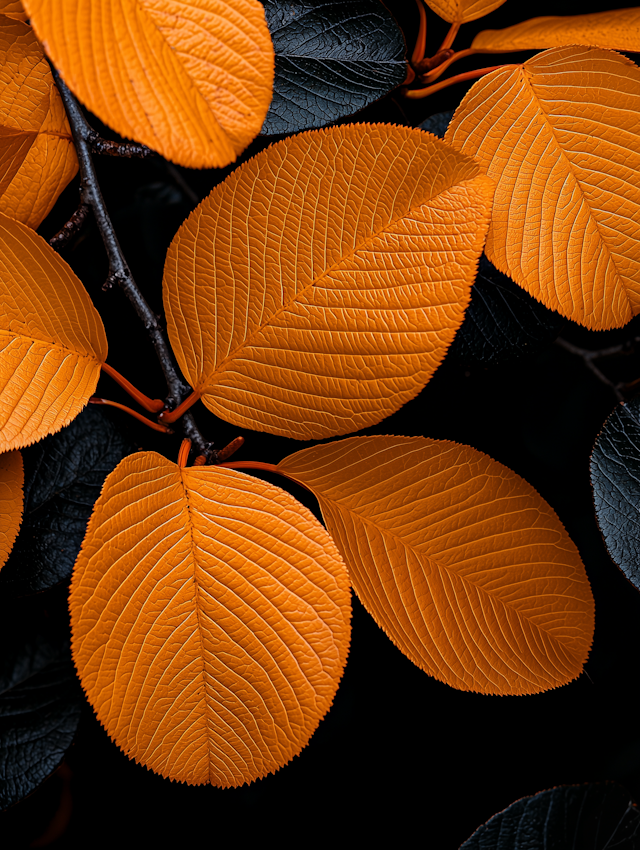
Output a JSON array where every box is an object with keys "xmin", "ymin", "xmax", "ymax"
[
  {"xmin": 445, "ymin": 47, "xmax": 640, "ymax": 330},
  {"xmin": 163, "ymin": 123, "xmax": 493, "ymax": 439},
  {"xmin": 70, "ymin": 452, "xmax": 351, "ymax": 786},
  {"xmin": 0, "ymin": 14, "xmax": 77, "ymax": 228},
  {"xmin": 0, "ymin": 212, "xmax": 107, "ymax": 452},
  {"xmin": 277, "ymin": 436, "xmax": 595, "ymax": 695},
  {"xmin": 22, "ymin": 0, "xmax": 274, "ymax": 168},
  {"xmin": 426, "ymin": 0, "xmax": 507, "ymax": 25}
]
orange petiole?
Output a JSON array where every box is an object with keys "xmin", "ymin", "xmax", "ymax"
[
  {"xmin": 158, "ymin": 390, "xmax": 201, "ymax": 424},
  {"xmin": 216, "ymin": 437, "xmax": 245, "ymax": 463},
  {"xmin": 89, "ymin": 397, "xmax": 173, "ymax": 433},
  {"xmin": 421, "ymin": 47, "xmax": 481, "ymax": 84},
  {"xmin": 101, "ymin": 363, "xmax": 164, "ymax": 413},
  {"xmin": 177, "ymin": 438, "xmax": 191, "ymax": 468},
  {"xmin": 438, "ymin": 20, "xmax": 460, "ymax": 53},
  {"xmin": 405, "ymin": 64, "xmax": 511, "ymax": 98},
  {"xmin": 411, "ymin": 0, "xmax": 428, "ymax": 65}
]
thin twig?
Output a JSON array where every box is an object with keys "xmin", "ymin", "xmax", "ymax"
[
  {"xmin": 555, "ymin": 337, "xmax": 636, "ymax": 402},
  {"xmin": 49, "ymin": 201, "xmax": 90, "ymax": 249},
  {"xmin": 51, "ymin": 66, "xmax": 212, "ymax": 458},
  {"xmin": 87, "ymin": 132, "xmax": 156, "ymax": 159}
]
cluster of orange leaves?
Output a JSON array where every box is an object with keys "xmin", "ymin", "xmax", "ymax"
[{"xmin": 2, "ymin": 0, "xmax": 640, "ymax": 787}]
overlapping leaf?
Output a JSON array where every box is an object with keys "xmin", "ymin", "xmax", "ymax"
[
  {"xmin": 0, "ymin": 1, "xmax": 26, "ymax": 22},
  {"xmin": 425, "ymin": 0, "xmax": 507, "ymax": 25},
  {"xmin": 461, "ymin": 782, "xmax": 640, "ymax": 849},
  {"xmin": 260, "ymin": 0, "xmax": 406, "ymax": 135},
  {"xmin": 23, "ymin": 0, "xmax": 274, "ymax": 168},
  {"xmin": 0, "ymin": 212, "xmax": 107, "ymax": 452},
  {"xmin": 70, "ymin": 453, "xmax": 351, "ymax": 787},
  {"xmin": 277, "ymin": 436, "xmax": 594, "ymax": 695},
  {"xmin": 0, "ymin": 14, "xmax": 77, "ymax": 228},
  {"xmin": 0, "ymin": 449, "xmax": 22, "ymax": 571},
  {"xmin": 163, "ymin": 123, "xmax": 494, "ymax": 440},
  {"xmin": 473, "ymin": 9, "xmax": 640, "ymax": 53},
  {"xmin": 590, "ymin": 395, "xmax": 640, "ymax": 590},
  {"xmin": 445, "ymin": 47, "xmax": 640, "ymax": 330}
]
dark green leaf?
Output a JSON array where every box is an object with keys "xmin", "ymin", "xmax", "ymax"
[
  {"xmin": 448, "ymin": 255, "xmax": 564, "ymax": 365},
  {"xmin": 461, "ymin": 782, "xmax": 640, "ymax": 849},
  {"xmin": 591, "ymin": 395, "xmax": 640, "ymax": 589},
  {"xmin": 0, "ymin": 608, "xmax": 83, "ymax": 811},
  {"xmin": 0, "ymin": 406, "xmax": 134, "ymax": 596},
  {"xmin": 261, "ymin": 0, "xmax": 406, "ymax": 134}
]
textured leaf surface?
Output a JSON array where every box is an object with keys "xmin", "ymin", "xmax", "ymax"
[
  {"xmin": 0, "ymin": 15, "xmax": 77, "ymax": 228},
  {"xmin": 425, "ymin": 0, "xmax": 507, "ymax": 24},
  {"xmin": 0, "ymin": 2, "xmax": 27, "ymax": 22},
  {"xmin": 278, "ymin": 436, "xmax": 594, "ymax": 695},
  {"xmin": 164, "ymin": 123, "xmax": 493, "ymax": 440},
  {"xmin": 260, "ymin": 0, "xmax": 406, "ymax": 135},
  {"xmin": 71, "ymin": 453, "xmax": 351, "ymax": 787},
  {"xmin": 473, "ymin": 9, "xmax": 640, "ymax": 53},
  {"xmin": 0, "ymin": 449, "xmax": 22, "ymax": 571},
  {"xmin": 0, "ymin": 613, "xmax": 83, "ymax": 811},
  {"xmin": 448, "ymin": 255, "xmax": 564, "ymax": 365},
  {"xmin": 461, "ymin": 782, "xmax": 640, "ymax": 848},
  {"xmin": 0, "ymin": 212, "xmax": 107, "ymax": 452},
  {"xmin": 23, "ymin": 0, "xmax": 274, "ymax": 168},
  {"xmin": 590, "ymin": 395, "xmax": 640, "ymax": 591},
  {"xmin": 445, "ymin": 47, "xmax": 640, "ymax": 331},
  {"xmin": 0, "ymin": 406, "xmax": 133, "ymax": 596}
]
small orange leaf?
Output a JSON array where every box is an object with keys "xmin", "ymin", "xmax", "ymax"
[
  {"xmin": 445, "ymin": 46, "xmax": 640, "ymax": 330},
  {"xmin": 473, "ymin": 9, "xmax": 640, "ymax": 53},
  {"xmin": 0, "ymin": 2, "xmax": 27, "ymax": 22},
  {"xmin": 0, "ymin": 212, "xmax": 107, "ymax": 452},
  {"xmin": 70, "ymin": 452, "xmax": 351, "ymax": 787},
  {"xmin": 0, "ymin": 449, "xmax": 23, "ymax": 570},
  {"xmin": 0, "ymin": 15, "xmax": 78, "ymax": 228},
  {"xmin": 22, "ymin": 0, "xmax": 274, "ymax": 169},
  {"xmin": 277, "ymin": 436, "xmax": 595, "ymax": 695},
  {"xmin": 163, "ymin": 123, "xmax": 494, "ymax": 440},
  {"xmin": 425, "ymin": 0, "xmax": 507, "ymax": 25}
]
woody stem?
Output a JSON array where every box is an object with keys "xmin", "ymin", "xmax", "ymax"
[{"xmin": 51, "ymin": 66, "xmax": 211, "ymax": 457}]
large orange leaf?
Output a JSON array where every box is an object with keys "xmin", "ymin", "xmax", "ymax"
[
  {"xmin": 163, "ymin": 123, "xmax": 494, "ymax": 440},
  {"xmin": 70, "ymin": 452, "xmax": 351, "ymax": 787},
  {"xmin": 445, "ymin": 47, "xmax": 640, "ymax": 330},
  {"xmin": 0, "ymin": 15, "xmax": 77, "ymax": 228},
  {"xmin": 473, "ymin": 9, "xmax": 640, "ymax": 53},
  {"xmin": 425, "ymin": 0, "xmax": 507, "ymax": 25},
  {"xmin": 0, "ymin": 1, "xmax": 26, "ymax": 21},
  {"xmin": 23, "ymin": 0, "xmax": 274, "ymax": 169},
  {"xmin": 0, "ymin": 212, "xmax": 107, "ymax": 452},
  {"xmin": 0, "ymin": 449, "xmax": 23, "ymax": 570},
  {"xmin": 276, "ymin": 436, "xmax": 594, "ymax": 695}
]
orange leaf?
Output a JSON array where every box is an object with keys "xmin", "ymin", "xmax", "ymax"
[
  {"xmin": 22, "ymin": 0, "xmax": 274, "ymax": 169},
  {"xmin": 473, "ymin": 9, "xmax": 640, "ymax": 53},
  {"xmin": 277, "ymin": 436, "xmax": 594, "ymax": 695},
  {"xmin": 163, "ymin": 123, "xmax": 494, "ymax": 440},
  {"xmin": 0, "ymin": 2, "xmax": 27, "ymax": 22},
  {"xmin": 425, "ymin": 0, "xmax": 507, "ymax": 25},
  {"xmin": 0, "ymin": 212, "xmax": 107, "ymax": 452},
  {"xmin": 0, "ymin": 15, "xmax": 78, "ymax": 228},
  {"xmin": 0, "ymin": 449, "xmax": 23, "ymax": 570},
  {"xmin": 445, "ymin": 47, "xmax": 640, "ymax": 330},
  {"xmin": 70, "ymin": 452, "xmax": 351, "ymax": 787}
]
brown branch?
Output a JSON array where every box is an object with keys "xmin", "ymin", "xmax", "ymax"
[
  {"xmin": 51, "ymin": 66, "xmax": 213, "ymax": 458},
  {"xmin": 49, "ymin": 201, "xmax": 90, "ymax": 249}
]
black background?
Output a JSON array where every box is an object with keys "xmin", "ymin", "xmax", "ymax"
[{"xmin": 3, "ymin": 0, "xmax": 640, "ymax": 846}]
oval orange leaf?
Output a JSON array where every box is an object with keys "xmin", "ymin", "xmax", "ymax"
[
  {"xmin": 445, "ymin": 47, "xmax": 640, "ymax": 330},
  {"xmin": 0, "ymin": 212, "xmax": 107, "ymax": 452},
  {"xmin": 426, "ymin": 0, "xmax": 507, "ymax": 24},
  {"xmin": 473, "ymin": 9, "xmax": 640, "ymax": 53},
  {"xmin": 0, "ymin": 15, "xmax": 77, "ymax": 228},
  {"xmin": 23, "ymin": 0, "xmax": 274, "ymax": 168},
  {"xmin": 0, "ymin": 2, "xmax": 26, "ymax": 22},
  {"xmin": 163, "ymin": 123, "xmax": 494, "ymax": 440},
  {"xmin": 0, "ymin": 449, "xmax": 23, "ymax": 570},
  {"xmin": 277, "ymin": 436, "xmax": 594, "ymax": 695},
  {"xmin": 70, "ymin": 452, "xmax": 351, "ymax": 787}
]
